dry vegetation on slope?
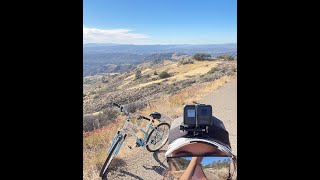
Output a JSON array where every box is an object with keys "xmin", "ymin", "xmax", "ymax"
[
  {"xmin": 83, "ymin": 58, "xmax": 237, "ymax": 179},
  {"xmin": 83, "ymin": 76, "xmax": 236, "ymax": 180},
  {"xmin": 83, "ymin": 59, "xmax": 236, "ymax": 116}
]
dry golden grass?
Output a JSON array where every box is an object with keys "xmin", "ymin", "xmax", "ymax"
[
  {"xmin": 122, "ymin": 68, "xmax": 154, "ymax": 82},
  {"xmin": 168, "ymin": 61, "xmax": 219, "ymax": 81},
  {"xmin": 119, "ymin": 67, "xmax": 160, "ymax": 89},
  {"xmin": 83, "ymin": 117, "xmax": 128, "ymax": 180},
  {"xmin": 83, "ymin": 74, "xmax": 236, "ymax": 179},
  {"xmin": 137, "ymin": 75, "xmax": 235, "ymax": 119},
  {"xmin": 129, "ymin": 79, "xmax": 164, "ymax": 89},
  {"xmin": 124, "ymin": 60, "xmax": 221, "ymax": 90}
]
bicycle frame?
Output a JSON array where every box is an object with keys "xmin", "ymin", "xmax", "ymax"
[
  {"xmin": 100, "ymin": 102, "xmax": 170, "ymax": 178},
  {"xmin": 107, "ymin": 118, "xmax": 164, "ymax": 158}
]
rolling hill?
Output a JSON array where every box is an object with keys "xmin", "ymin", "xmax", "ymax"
[{"xmin": 83, "ymin": 44, "xmax": 237, "ymax": 76}]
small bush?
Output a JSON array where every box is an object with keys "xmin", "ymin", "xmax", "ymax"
[
  {"xmin": 159, "ymin": 71, "xmax": 171, "ymax": 79},
  {"xmin": 178, "ymin": 58, "xmax": 194, "ymax": 65},
  {"xmin": 124, "ymin": 101, "xmax": 147, "ymax": 113},
  {"xmin": 166, "ymin": 85, "xmax": 181, "ymax": 94},
  {"xmin": 216, "ymin": 54, "xmax": 235, "ymax": 61},
  {"xmin": 199, "ymin": 73, "xmax": 222, "ymax": 83},
  {"xmin": 180, "ymin": 79, "xmax": 196, "ymax": 88},
  {"xmin": 192, "ymin": 53, "xmax": 211, "ymax": 61},
  {"xmin": 104, "ymin": 108, "xmax": 119, "ymax": 120},
  {"xmin": 101, "ymin": 76, "xmax": 109, "ymax": 83},
  {"xmin": 199, "ymin": 63, "xmax": 237, "ymax": 83},
  {"xmin": 207, "ymin": 64, "xmax": 237, "ymax": 74},
  {"xmin": 83, "ymin": 108, "xmax": 119, "ymax": 132},
  {"xmin": 83, "ymin": 115, "xmax": 99, "ymax": 132},
  {"xmin": 135, "ymin": 70, "xmax": 142, "ymax": 79},
  {"xmin": 145, "ymin": 74, "xmax": 151, "ymax": 79}
]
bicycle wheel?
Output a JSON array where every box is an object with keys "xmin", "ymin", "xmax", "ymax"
[
  {"xmin": 99, "ymin": 135, "xmax": 124, "ymax": 179},
  {"xmin": 146, "ymin": 122, "xmax": 170, "ymax": 152}
]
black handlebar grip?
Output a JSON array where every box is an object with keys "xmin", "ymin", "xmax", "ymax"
[
  {"xmin": 141, "ymin": 115, "xmax": 151, "ymax": 121},
  {"xmin": 112, "ymin": 103, "xmax": 121, "ymax": 108}
]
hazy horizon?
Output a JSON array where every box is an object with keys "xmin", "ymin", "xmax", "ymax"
[{"xmin": 83, "ymin": 42, "xmax": 237, "ymax": 45}]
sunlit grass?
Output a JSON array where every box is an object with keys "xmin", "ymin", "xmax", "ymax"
[{"xmin": 83, "ymin": 74, "xmax": 236, "ymax": 179}]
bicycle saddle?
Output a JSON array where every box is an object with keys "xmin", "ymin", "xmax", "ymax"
[{"xmin": 149, "ymin": 112, "xmax": 161, "ymax": 119}]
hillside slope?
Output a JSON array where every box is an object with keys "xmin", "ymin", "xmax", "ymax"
[
  {"xmin": 93, "ymin": 78, "xmax": 237, "ymax": 180},
  {"xmin": 83, "ymin": 58, "xmax": 237, "ymax": 179}
]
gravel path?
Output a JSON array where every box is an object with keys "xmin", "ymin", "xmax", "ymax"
[
  {"xmin": 201, "ymin": 78, "xmax": 237, "ymax": 156},
  {"xmin": 104, "ymin": 143, "xmax": 169, "ymax": 180},
  {"xmin": 105, "ymin": 78, "xmax": 237, "ymax": 179}
]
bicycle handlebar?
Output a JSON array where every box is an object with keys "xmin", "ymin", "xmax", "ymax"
[
  {"xmin": 112, "ymin": 103, "xmax": 121, "ymax": 108},
  {"xmin": 138, "ymin": 115, "xmax": 151, "ymax": 121},
  {"xmin": 111, "ymin": 102, "xmax": 154, "ymax": 122},
  {"xmin": 111, "ymin": 103, "xmax": 129, "ymax": 116}
]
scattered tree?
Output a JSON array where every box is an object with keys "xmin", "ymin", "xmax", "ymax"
[
  {"xmin": 216, "ymin": 54, "xmax": 235, "ymax": 61},
  {"xmin": 135, "ymin": 70, "xmax": 142, "ymax": 79},
  {"xmin": 192, "ymin": 53, "xmax": 211, "ymax": 61},
  {"xmin": 178, "ymin": 58, "xmax": 194, "ymax": 65},
  {"xmin": 159, "ymin": 71, "xmax": 171, "ymax": 79},
  {"xmin": 101, "ymin": 76, "xmax": 108, "ymax": 83}
]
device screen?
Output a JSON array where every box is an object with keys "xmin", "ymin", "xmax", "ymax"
[{"xmin": 187, "ymin": 109, "xmax": 196, "ymax": 117}]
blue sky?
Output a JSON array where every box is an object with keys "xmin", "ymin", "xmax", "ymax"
[
  {"xmin": 83, "ymin": 0, "xmax": 237, "ymax": 44},
  {"xmin": 184, "ymin": 157, "xmax": 230, "ymax": 166}
]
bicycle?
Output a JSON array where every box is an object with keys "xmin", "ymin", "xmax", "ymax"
[{"xmin": 99, "ymin": 103, "xmax": 171, "ymax": 179}]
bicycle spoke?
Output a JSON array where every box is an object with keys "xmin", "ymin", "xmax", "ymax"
[{"xmin": 146, "ymin": 123, "xmax": 170, "ymax": 152}]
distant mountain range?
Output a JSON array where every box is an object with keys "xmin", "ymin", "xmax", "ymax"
[
  {"xmin": 83, "ymin": 43, "xmax": 237, "ymax": 77},
  {"xmin": 84, "ymin": 43, "xmax": 237, "ymax": 54}
]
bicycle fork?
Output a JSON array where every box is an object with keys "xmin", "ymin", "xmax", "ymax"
[
  {"xmin": 107, "ymin": 130, "xmax": 121, "ymax": 154},
  {"xmin": 113, "ymin": 134, "xmax": 127, "ymax": 157},
  {"xmin": 107, "ymin": 132, "xmax": 127, "ymax": 158}
]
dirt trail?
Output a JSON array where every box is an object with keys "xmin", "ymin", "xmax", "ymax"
[
  {"xmin": 201, "ymin": 78, "xmax": 237, "ymax": 155},
  {"xmin": 105, "ymin": 78, "xmax": 237, "ymax": 179}
]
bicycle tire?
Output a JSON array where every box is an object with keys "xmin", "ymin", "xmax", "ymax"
[
  {"xmin": 99, "ymin": 135, "xmax": 123, "ymax": 178},
  {"xmin": 146, "ymin": 122, "xmax": 170, "ymax": 152}
]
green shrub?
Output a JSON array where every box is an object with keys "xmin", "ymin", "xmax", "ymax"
[
  {"xmin": 178, "ymin": 58, "xmax": 194, "ymax": 65},
  {"xmin": 124, "ymin": 101, "xmax": 147, "ymax": 113},
  {"xmin": 207, "ymin": 64, "xmax": 237, "ymax": 74},
  {"xmin": 83, "ymin": 115, "xmax": 99, "ymax": 132},
  {"xmin": 135, "ymin": 70, "xmax": 142, "ymax": 79},
  {"xmin": 216, "ymin": 54, "xmax": 235, "ymax": 61},
  {"xmin": 83, "ymin": 108, "xmax": 119, "ymax": 132},
  {"xmin": 145, "ymin": 74, "xmax": 151, "ymax": 78},
  {"xmin": 165, "ymin": 85, "xmax": 181, "ymax": 94},
  {"xmin": 199, "ymin": 73, "xmax": 222, "ymax": 83},
  {"xmin": 192, "ymin": 53, "xmax": 211, "ymax": 61},
  {"xmin": 99, "ymin": 109, "xmax": 119, "ymax": 125},
  {"xmin": 159, "ymin": 71, "xmax": 171, "ymax": 79},
  {"xmin": 199, "ymin": 63, "xmax": 237, "ymax": 83},
  {"xmin": 101, "ymin": 76, "xmax": 109, "ymax": 83},
  {"xmin": 180, "ymin": 79, "xmax": 196, "ymax": 88}
]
